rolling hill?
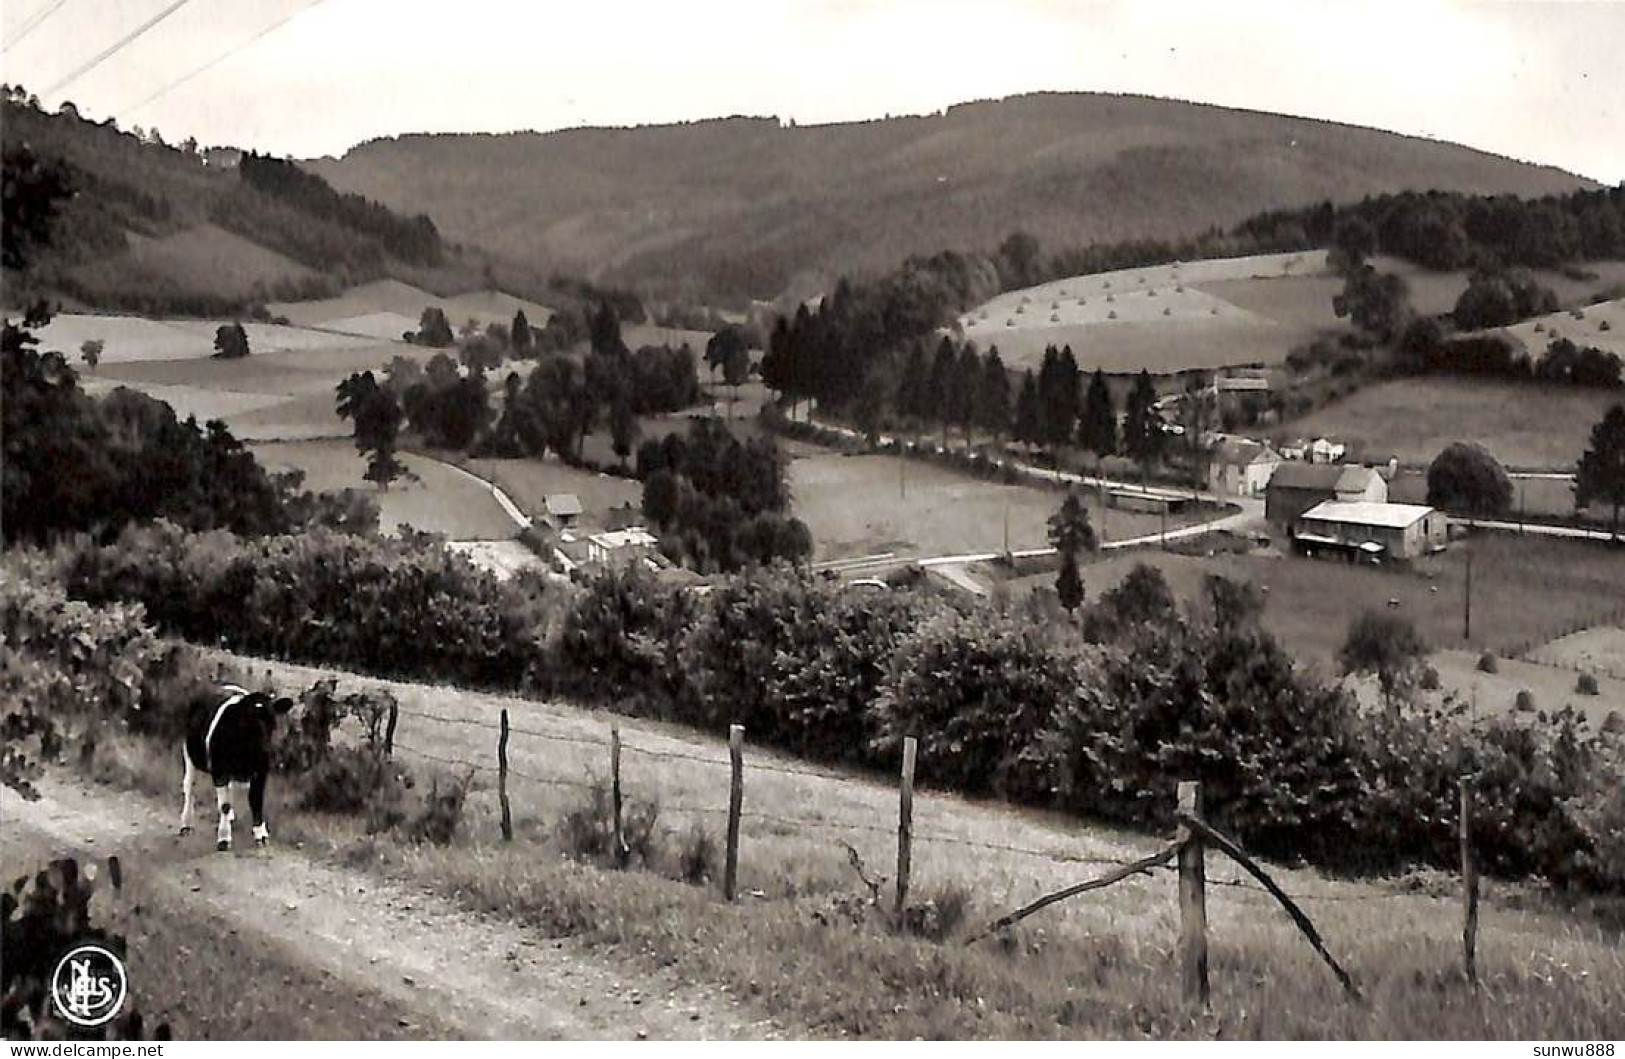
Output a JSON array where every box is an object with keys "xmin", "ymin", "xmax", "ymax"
[
  {"xmin": 0, "ymin": 92, "xmax": 550, "ymax": 317},
  {"xmin": 310, "ymin": 92, "xmax": 1595, "ymax": 306}
]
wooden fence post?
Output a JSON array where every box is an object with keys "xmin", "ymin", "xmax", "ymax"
[
  {"xmin": 383, "ymin": 702, "xmax": 398, "ymax": 758},
  {"xmin": 896, "ymin": 736, "xmax": 918, "ymax": 913},
  {"xmin": 724, "ymin": 724, "xmax": 744, "ymax": 902},
  {"xmin": 1460, "ymin": 775, "xmax": 1479, "ymax": 987},
  {"xmin": 611, "ymin": 725, "xmax": 627, "ymax": 867},
  {"xmin": 1177, "ymin": 780, "xmax": 1210, "ymax": 1008},
  {"xmin": 498, "ymin": 708, "xmax": 513, "ymax": 843}
]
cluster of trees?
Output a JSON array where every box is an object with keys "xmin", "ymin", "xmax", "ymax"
[
  {"xmin": 1452, "ymin": 268, "xmax": 1559, "ymax": 330},
  {"xmin": 238, "ymin": 152, "xmax": 443, "ymax": 266},
  {"xmin": 212, "ymin": 322, "xmax": 250, "ymax": 359},
  {"xmin": 341, "ymin": 301, "xmax": 703, "ymax": 485},
  {"xmin": 3, "ymin": 307, "xmax": 372, "ymax": 543},
  {"xmin": 1238, "ymin": 186, "xmax": 1625, "ymax": 273},
  {"xmin": 635, "ymin": 419, "xmax": 809, "ymax": 572},
  {"xmin": 1399, "ymin": 331, "xmax": 1622, "ymax": 388}
]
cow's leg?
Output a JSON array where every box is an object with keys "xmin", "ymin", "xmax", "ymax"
[
  {"xmin": 249, "ymin": 772, "xmax": 269, "ymax": 846},
  {"xmin": 214, "ymin": 781, "xmax": 234, "ymax": 851},
  {"xmin": 179, "ymin": 747, "xmax": 195, "ymax": 835}
]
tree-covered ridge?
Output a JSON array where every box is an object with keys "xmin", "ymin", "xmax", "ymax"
[
  {"xmin": 238, "ymin": 151, "xmax": 443, "ymax": 267},
  {"xmin": 0, "ymin": 87, "xmax": 519, "ymax": 316}
]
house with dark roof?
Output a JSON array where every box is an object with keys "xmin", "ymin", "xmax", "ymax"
[
  {"xmin": 1265, "ymin": 463, "xmax": 1387, "ymax": 526},
  {"xmin": 1207, "ymin": 439, "xmax": 1282, "ymax": 497}
]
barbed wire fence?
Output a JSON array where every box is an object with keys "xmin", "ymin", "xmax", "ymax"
[{"xmin": 213, "ymin": 646, "xmax": 1492, "ymax": 1009}]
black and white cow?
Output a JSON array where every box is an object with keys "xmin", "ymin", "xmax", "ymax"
[{"xmin": 179, "ymin": 685, "xmax": 295, "ymax": 850}]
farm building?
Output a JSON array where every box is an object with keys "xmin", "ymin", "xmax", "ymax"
[
  {"xmin": 1265, "ymin": 463, "xmax": 1387, "ymax": 526},
  {"xmin": 544, "ymin": 493, "xmax": 583, "ymax": 528},
  {"xmin": 1293, "ymin": 500, "xmax": 1448, "ymax": 561},
  {"xmin": 1207, "ymin": 439, "xmax": 1282, "ymax": 497},
  {"xmin": 585, "ymin": 527, "xmax": 658, "ymax": 568}
]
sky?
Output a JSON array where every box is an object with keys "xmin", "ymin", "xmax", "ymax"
[{"xmin": 2, "ymin": 0, "xmax": 1620, "ymax": 182}]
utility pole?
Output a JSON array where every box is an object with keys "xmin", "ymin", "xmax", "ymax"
[
  {"xmin": 1003, "ymin": 502, "xmax": 1010, "ymax": 556},
  {"xmin": 1463, "ymin": 549, "xmax": 1473, "ymax": 642}
]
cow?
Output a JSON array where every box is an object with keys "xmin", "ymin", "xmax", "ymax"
[{"xmin": 179, "ymin": 685, "xmax": 295, "ymax": 851}]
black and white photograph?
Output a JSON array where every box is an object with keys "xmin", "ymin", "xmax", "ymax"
[{"xmin": 2, "ymin": 0, "xmax": 1623, "ymax": 1045}]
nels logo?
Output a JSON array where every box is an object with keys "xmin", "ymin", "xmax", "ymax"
[{"xmin": 51, "ymin": 944, "xmax": 128, "ymax": 1028}]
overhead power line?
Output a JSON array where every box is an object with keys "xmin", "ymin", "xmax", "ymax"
[
  {"xmin": 125, "ymin": 0, "xmax": 328, "ymax": 115},
  {"xmin": 4, "ymin": 0, "xmax": 72, "ymax": 55},
  {"xmin": 42, "ymin": 0, "xmax": 196, "ymax": 98}
]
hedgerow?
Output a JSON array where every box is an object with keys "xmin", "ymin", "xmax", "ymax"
[{"xmin": 39, "ymin": 528, "xmax": 1625, "ymax": 892}]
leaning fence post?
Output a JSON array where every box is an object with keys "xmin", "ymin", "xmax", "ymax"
[
  {"xmin": 611, "ymin": 725, "xmax": 627, "ymax": 867},
  {"xmin": 724, "ymin": 724, "xmax": 744, "ymax": 902},
  {"xmin": 1460, "ymin": 775, "xmax": 1479, "ymax": 987},
  {"xmin": 498, "ymin": 708, "xmax": 513, "ymax": 843},
  {"xmin": 896, "ymin": 736, "xmax": 918, "ymax": 913},
  {"xmin": 383, "ymin": 702, "xmax": 398, "ymax": 758},
  {"xmin": 1177, "ymin": 780, "xmax": 1210, "ymax": 1008}
]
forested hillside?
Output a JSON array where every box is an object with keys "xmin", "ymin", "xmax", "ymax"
[
  {"xmin": 0, "ymin": 87, "xmax": 543, "ymax": 316},
  {"xmin": 312, "ymin": 92, "xmax": 1595, "ymax": 306}
]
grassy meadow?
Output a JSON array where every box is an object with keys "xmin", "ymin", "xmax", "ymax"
[
  {"xmin": 993, "ymin": 534, "xmax": 1625, "ymax": 677},
  {"xmin": 1276, "ymin": 377, "xmax": 1620, "ymax": 470},
  {"xmin": 255, "ymin": 440, "xmax": 518, "ymax": 539},
  {"xmin": 958, "ymin": 251, "xmax": 1346, "ymax": 374}
]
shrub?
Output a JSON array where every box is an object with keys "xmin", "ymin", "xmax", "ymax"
[
  {"xmin": 1478, "ymin": 651, "xmax": 1500, "ymax": 674},
  {"xmin": 557, "ymin": 781, "xmax": 661, "ymax": 868},
  {"xmin": 400, "ymin": 771, "xmax": 473, "ymax": 846},
  {"xmin": 675, "ymin": 822, "xmax": 716, "ymax": 886},
  {"xmin": 1514, "ymin": 689, "xmax": 1537, "ymax": 713},
  {"xmin": 894, "ymin": 881, "xmax": 976, "ymax": 942},
  {"xmin": 299, "ymin": 745, "xmax": 402, "ymax": 815},
  {"xmin": 1576, "ymin": 672, "xmax": 1600, "ymax": 696},
  {"xmin": 1420, "ymin": 665, "xmax": 1442, "ymax": 691}
]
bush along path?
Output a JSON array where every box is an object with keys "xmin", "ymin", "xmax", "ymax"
[{"xmin": 1, "ymin": 775, "xmax": 790, "ymax": 1041}]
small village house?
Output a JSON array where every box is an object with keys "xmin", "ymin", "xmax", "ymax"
[
  {"xmin": 1207, "ymin": 439, "xmax": 1282, "ymax": 497},
  {"xmin": 1293, "ymin": 501, "xmax": 1448, "ymax": 561},
  {"xmin": 1265, "ymin": 463, "xmax": 1388, "ymax": 526},
  {"xmin": 584, "ymin": 527, "xmax": 658, "ymax": 569},
  {"xmin": 543, "ymin": 493, "xmax": 583, "ymax": 529}
]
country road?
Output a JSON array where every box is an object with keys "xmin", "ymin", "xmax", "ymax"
[{"xmin": 2, "ymin": 777, "xmax": 786, "ymax": 1041}]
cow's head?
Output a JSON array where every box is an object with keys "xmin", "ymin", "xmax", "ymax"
[{"xmin": 243, "ymin": 692, "xmax": 297, "ymax": 732}]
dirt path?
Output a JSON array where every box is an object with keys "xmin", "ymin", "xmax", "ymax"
[{"xmin": 3, "ymin": 777, "xmax": 786, "ymax": 1041}]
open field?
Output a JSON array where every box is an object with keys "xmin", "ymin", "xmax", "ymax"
[
  {"xmin": 997, "ymin": 534, "xmax": 1625, "ymax": 675},
  {"xmin": 1504, "ymin": 297, "xmax": 1625, "ymax": 360},
  {"xmin": 1529, "ymin": 625, "xmax": 1625, "ymax": 681},
  {"xmin": 789, "ymin": 452, "xmax": 1205, "ymax": 561},
  {"xmin": 1388, "ymin": 471, "xmax": 1598, "ymax": 522},
  {"xmin": 1427, "ymin": 648, "xmax": 1624, "ymax": 729},
  {"xmin": 123, "ymin": 223, "xmax": 317, "ymax": 292},
  {"xmin": 29, "ymin": 313, "xmax": 384, "ymax": 364},
  {"xmin": 959, "ymin": 251, "xmax": 1343, "ymax": 374},
  {"xmin": 465, "ymin": 456, "xmax": 643, "ymax": 530},
  {"xmin": 87, "ymin": 645, "xmax": 1620, "ymax": 1039},
  {"xmin": 1276, "ymin": 377, "xmax": 1619, "ymax": 470},
  {"xmin": 269, "ymin": 278, "xmax": 446, "ymax": 327},
  {"xmin": 1374, "ymin": 258, "xmax": 1625, "ymax": 318},
  {"xmin": 254, "ymin": 440, "xmax": 518, "ymax": 538}
]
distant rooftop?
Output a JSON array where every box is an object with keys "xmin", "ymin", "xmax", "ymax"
[{"xmin": 545, "ymin": 493, "xmax": 583, "ymax": 517}]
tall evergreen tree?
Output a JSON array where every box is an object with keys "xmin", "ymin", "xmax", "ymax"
[
  {"xmin": 1121, "ymin": 369, "xmax": 1163, "ymax": 481},
  {"xmin": 896, "ymin": 339, "xmax": 928, "ymax": 429},
  {"xmin": 1052, "ymin": 345, "xmax": 1082, "ymax": 450},
  {"xmin": 1013, "ymin": 369, "xmax": 1041, "ymax": 449},
  {"xmin": 979, "ymin": 347, "xmax": 1011, "ymax": 441},
  {"xmin": 590, "ymin": 301, "xmax": 628, "ymax": 358},
  {"xmin": 1036, "ymin": 345, "xmax": 1060, "ymax": 447},
  {"xmin": 955, "ymin": 342, "xmax": 981, "ymax": 444},
  {"xmin": 511, "ymin": 309, "xmax": 533, "ymax": 356},
  {"xmin": 1079, "ymin": 368, "xmax": 1117, "ymax": 459},
  {"xmin": 928, "ymin": 336, "xmax": 957, "ymax": 446}
]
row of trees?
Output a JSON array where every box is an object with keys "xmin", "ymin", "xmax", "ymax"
[{"xmin": 1239, "ymin": 186, "xmax": 1625, "ymax": 274}]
